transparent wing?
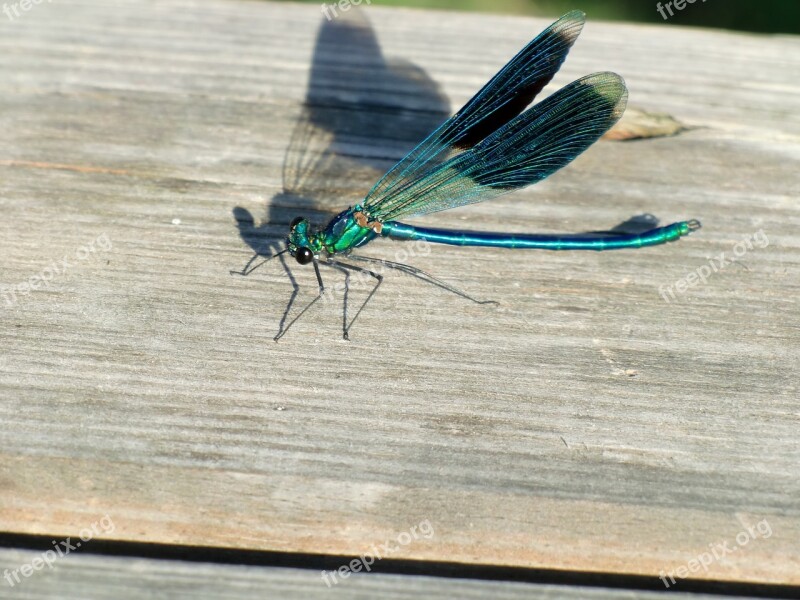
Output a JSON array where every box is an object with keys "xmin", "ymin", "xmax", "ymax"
[
  {"xmin": 363, "ymin": 10, "xmax": 586, "ymax": 213},
  {"xmin": 366, "ymin": 73, "xmax": 628, "ymax": 221}
]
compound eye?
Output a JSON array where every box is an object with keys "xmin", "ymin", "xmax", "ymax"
[
  {"xmin": 290, "ymin": 217, "xmax": 304, "ymax": 229},
  {"xmin": 295, "ymin": 247, "xmax": 313, "ymax": 265}
]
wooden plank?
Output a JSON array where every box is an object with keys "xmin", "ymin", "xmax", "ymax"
[
  {"xmin": 0, "ymin": 548, "xmax": 773, "ymax": 599},
  {"xmin": 1, "ymin": 0, "xmax": 799, "ymax": 588}
]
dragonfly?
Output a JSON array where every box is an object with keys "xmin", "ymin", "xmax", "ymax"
[{"xmin": 260, "ymin": 10, "xmax": 701, "ymax": 340}]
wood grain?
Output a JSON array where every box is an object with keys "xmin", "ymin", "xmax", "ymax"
[
  {"xmin": 0, "ymin": 0, "xmax": 798, "ymax": 589},
  {"xmin": 2, "ymin": 548, "xmax": 766, "ymax": 600}
]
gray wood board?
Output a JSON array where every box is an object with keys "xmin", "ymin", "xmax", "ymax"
[
  {"xmin": 0, "ymin": 548, "xmax": 771, "ymax": 600},
  {"xmin": 0, "ymin": 0, "xmax": 798, "ymax": 586}
]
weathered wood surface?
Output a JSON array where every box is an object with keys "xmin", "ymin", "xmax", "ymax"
[
  {"xmin": 1, "ymin": 549, "xmax": 769, "ymax": 600},
  {"xmin": 1, "ymin": 0, "xmax": 799, "ymax": 592}
]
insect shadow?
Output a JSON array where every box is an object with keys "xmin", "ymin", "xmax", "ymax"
[
  {"xmin": 231, "ymin": 8, "xmax": 450, "ymax": 338},
  {"xmin": 231, "ymin": 10, "xmax": 665, "ymax": 339}
]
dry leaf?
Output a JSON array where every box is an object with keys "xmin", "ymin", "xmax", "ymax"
[{"xmin": 604, "ymin": 107, "xmax": 687, "ymax": 141}]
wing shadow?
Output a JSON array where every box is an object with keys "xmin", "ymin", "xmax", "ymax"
[
  {"xmin": 233, "ymin": 8, "xmax": 450, "ymax": 261},
  {"xmin": 231, "ymin": 8, "xmax": 450, "ymax": 334}
]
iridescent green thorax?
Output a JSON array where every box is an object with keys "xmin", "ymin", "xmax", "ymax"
[
  {"xmin": 320, "ymin": 206, "xmax": 379, "ymax": 254},
  {"xmin": 287, "ymin": 218, "xmax": 324, "ymax": 257},
  {"xmin": 287, "ymin": 206, "xmax": 378, "ymax": 260}
]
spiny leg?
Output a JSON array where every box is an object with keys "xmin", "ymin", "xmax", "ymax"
[
  {"xmin": 318, "ymin": 260, "xmax": 351, "ymax": 340},
  {"xmin": 228, "ymin": 246, "xmax": 301, "ymax": 337},
  {"xmin": 275, "ymin": 250, "xmax": 301, "ymax": 337},
  {"xmin": 347, "ymin": 254, "xmax": 497, "ymax": 305},
  {"xmin": 230, "ymin": 247, "xmax": 288, "ymax": 276},
  {"xmin": 326, "ymin": 258, "xmax": 383, "ymax": 341},
  {"xmin": 274, "ymin": 258, "xmax": 326, "ymax": 342}
]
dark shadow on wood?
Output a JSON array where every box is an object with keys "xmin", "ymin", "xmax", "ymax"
[
  {"xmin": 230, "ymin": 7, "xmax": 450, "ymax": 338},
  {"xmin": 1, "ymin": 532, "xmax": 797, "ymax": 599},
  {"xmin": 232, "ymin": 6, "xmax": 450, "ymax": 268}
]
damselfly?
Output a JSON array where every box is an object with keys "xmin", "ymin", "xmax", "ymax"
[{"xmin": 251, "ymin": 10, "xmax": 701, "ymax": 340}]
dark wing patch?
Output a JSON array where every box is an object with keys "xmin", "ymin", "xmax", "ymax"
[
  {"xmin": 368, "ymin": 73, "xmax": 628, "ymax": 221},
  {"xmin": 364, "ymin": 11, "xmax": 586, "ymax": 210}
]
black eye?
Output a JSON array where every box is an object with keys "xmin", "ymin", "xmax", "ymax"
[
  {"xmin": 291, "ymin": 217, "xmax": 304, "ymax": 228},
  {"xmin": 295, "ymin": 247, "xmax": 313, "ymax": 265}
]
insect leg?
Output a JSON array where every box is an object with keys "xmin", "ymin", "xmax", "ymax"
[
  {"xmin": 230, "ymin": 247, "xmax": 288, "ymax": 276},
  {"xmin": 325, "ymin": 258, "xmax": 383, "ymax": 341},
  {"xmin": 347, "ymin": 254, "xmax": 497, "ymax": 305},
  {"xmin": 273, "ymin": 258, "xmax": 326, "ymax": 342}
]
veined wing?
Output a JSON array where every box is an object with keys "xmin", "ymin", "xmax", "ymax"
[
  {"xmin": 363, "ymin": 10, "xmax": 586, "ymax": 212},
  {"xmin": 365, "ymin": 73, "xmax": 628, "ymax": 222}
]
